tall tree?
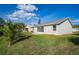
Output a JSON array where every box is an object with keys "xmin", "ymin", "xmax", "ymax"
[
  {"xmin": 0, "ymin": 17, "xmax": 5, "ymax": 26},
  {"xmin": 38, "ymin": 18, "xmax": 41, "ymax": 24}
]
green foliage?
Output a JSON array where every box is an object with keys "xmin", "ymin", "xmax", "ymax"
[
  {"xmin": 2, "ymin": 21, "xmax": 27, "ymax": 47},
  {"xmin": 0, "ymin": 17, "xmax": 5, "ymax": 26},
  {"xmin": 2, "ymin": 25, "xmax": 11, "ymax": 38},
  {"xmin": 13, "ymin": 23, "xmax": 24, "ymax": 31},
  {"xmin": 73, "ymin": 24, "xmax": 79, "ymax": 28},
  {"xmin": 0, "ymin": 17, "xmax": 5, "ymax": 23}
]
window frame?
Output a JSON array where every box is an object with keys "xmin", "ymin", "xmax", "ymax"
[
  {"xmin": 37, "ymin": 26, "xmax": 44, "ymax": 32},
  {"xmin": 53, "ymin": 25, "xmax": 56, "ymax": 31}
]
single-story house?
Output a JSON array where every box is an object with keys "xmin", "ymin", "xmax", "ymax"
[
  {"xmin": 23, "ymin": 25, "xmax": 33, "ymax": 32},
  {"xmin": 73, "ymin": 28, "xmax": 79, "ymax": 32},
  {"xmin": 31, "ymin": 18, "xmax": 73, "ymax": 35}
]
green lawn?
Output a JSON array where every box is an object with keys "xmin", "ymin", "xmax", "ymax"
[{"xmin": 0, "ymin": 32, "xmax": 79, "ymax": 55}]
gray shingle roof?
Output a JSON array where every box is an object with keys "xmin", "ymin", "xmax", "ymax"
[{"xmin": 32, "ymin": 18, "xmax": 72, "ymax": 27}]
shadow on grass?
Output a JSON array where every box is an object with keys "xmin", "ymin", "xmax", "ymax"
[
  {"xmin": 0, "ymin": 31, "xmax": 3, "ymax": 37},
  {"xmin": 12, "ymin": 35, "xmax": 32, "ymax": 45},
  {"xmin": 69, "ymin": 37, "xmax": 79, "ymax": 45}
]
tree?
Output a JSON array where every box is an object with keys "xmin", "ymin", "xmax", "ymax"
[
  {"xmin": 2, "ymin": 20, "xmax": 26, "ymax": 47},
  {"xmin": 73, "ymin": 24, "xmax": 79, "ymax": 28},
  {"xmin": 13, "ymin": 23, "xmax": 25, "ymax": 31},
  {"xmin": 0, "ymin": 17, "xmax": 5, "ymax": 36},
  {"xmin": 0, "ymin": 17, "xmax": 5, "ymax": 26},
  {"xmin": 38, "ymin": 18, "xmax": 41, "ymax": 24},
  {"xmin": 2, "ymin": 21, "xmax": 15, "ymax": 47}
]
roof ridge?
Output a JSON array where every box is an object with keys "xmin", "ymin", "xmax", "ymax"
[{"xmin": 32, "ymin": 17, "xmax": 71, "ymax": 27}]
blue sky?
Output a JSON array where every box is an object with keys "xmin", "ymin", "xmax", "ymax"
[{"xmin": 0, "ymin": 4, "xmax": 79, "ymax": 25}]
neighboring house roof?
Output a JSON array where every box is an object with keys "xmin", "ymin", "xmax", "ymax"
[{"xmin": 32, "ymin": 17, "xmax": 72, "ymax": 27}]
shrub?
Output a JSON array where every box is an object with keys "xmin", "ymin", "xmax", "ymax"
[{"xmin": 2, "ymin": 21, "xmax": 27, "ymax": 47}]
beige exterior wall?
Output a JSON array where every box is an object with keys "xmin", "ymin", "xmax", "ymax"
[
  {"xmin": 24, "ymin": 25, "xmax": 33, "ymax": 32},
  {"xmin": 57, "ymin": 20, "xmax": 72, "ymax": 35},
  {"xmin": 33, "ymin": 20, "xmax": 72, "ymax": 35},
  {"xmin": 33, "ymin": 26, "xmax": 57, "ymax": 34}
]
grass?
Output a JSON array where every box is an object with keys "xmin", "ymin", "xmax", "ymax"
[{"xmin": 0, "ymin": 32, "xmax": 79, "ymax": 55}]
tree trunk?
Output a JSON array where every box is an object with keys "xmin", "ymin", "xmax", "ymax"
[{"xmin": 8, "ymin": 41, "xmax": 11, "ymax": 47}]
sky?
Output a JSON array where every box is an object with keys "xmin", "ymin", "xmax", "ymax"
[{"xmin": 0, "ymin": 4, "xmax": 79, "ymax": 25}]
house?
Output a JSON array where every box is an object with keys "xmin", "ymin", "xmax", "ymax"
[
  {"xmin": 23, "ymin": 25, "xmax": 33, "ymax": 32},
  {"xmin": 73, "ymin": 28, "xmax": 79, "ymax": 32},
  {"xmin": 31, "ymin": 18, "xmax": 73, "ymax": 35}
]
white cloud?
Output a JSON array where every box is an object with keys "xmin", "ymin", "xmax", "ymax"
[
  {"xmin": 8, "ymin": 4, "xmax": 39, "ymax": 23},
  {"xmin": 17, "ymin": 4, "xmax": 38, "ymax": 12},
  {"xmin": 72, "ymin": 19, "xmax": 79, "ymax": 22},
  {"xmin": 9, "ymin": 10, "xmax": 37, "ymax": 20}
]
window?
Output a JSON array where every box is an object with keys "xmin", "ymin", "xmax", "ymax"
[
  {"xmin": 37, "ymin": 26, "xmax": 44, "ymax": 32},
  {"xmin": 53, "ymin": 25, "xmax": 56, "ymax": 31},
  {"xmin": 25, "ymin": 28, "xmax": 28, "ymax": 32}
]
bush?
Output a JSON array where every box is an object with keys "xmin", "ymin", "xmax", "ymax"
[
  {"xmin": 73, "ymin": 31, "xmax": 79, "ymax": 35},
  {"xmin": 2, "ymin": 21, "xmax": 27, "ymax": 47}
]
